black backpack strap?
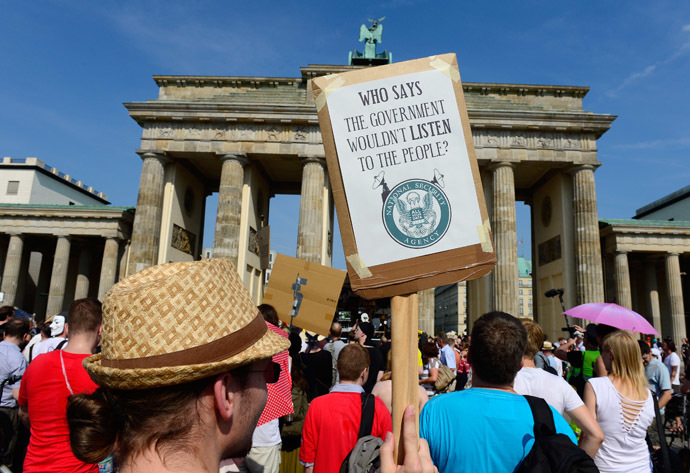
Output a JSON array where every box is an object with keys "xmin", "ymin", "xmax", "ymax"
[
  {"xmin": 524, "ymin": 395, "xmax": 556, "ymax": 437},
  {"xmin": 358, "ymin": 392, "xmax": 376, "ymax": 438},
  {"xmin": 648, "ymin": 391, "xmax": 672, "ymax": 473},
  {"xmin": 56, "ymin": 339, "xmax": 68, "ymax": 350}
]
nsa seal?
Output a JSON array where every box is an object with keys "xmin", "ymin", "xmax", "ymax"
[{"xmin": 374, "ymin": 169, "xmax": 451, "ymax": 249}]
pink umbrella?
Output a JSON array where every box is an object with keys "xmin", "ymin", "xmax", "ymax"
[{"xmin": 564, "ymin": 302, "xmax": 659, "ymax": 336}]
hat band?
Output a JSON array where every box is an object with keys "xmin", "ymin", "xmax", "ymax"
[{"xmin": 100, "ymin": 313, "xmax": 267, "ymax": 370}]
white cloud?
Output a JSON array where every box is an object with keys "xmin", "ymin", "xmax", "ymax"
[{"xmin": 607, "ymin": 23, "xmax": 690, "ymax": 96}]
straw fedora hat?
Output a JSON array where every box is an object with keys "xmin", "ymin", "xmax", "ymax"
[{"xmin": 84, "ymin": 258, "xmax": 289, "ymax": 390}]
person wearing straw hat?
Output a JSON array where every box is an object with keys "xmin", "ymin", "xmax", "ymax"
[{"xmin": 65, "ymin": 259, "xmax": 290, "ymax": 473}]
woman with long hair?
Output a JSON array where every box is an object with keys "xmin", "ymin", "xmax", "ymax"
[
  {"xmin": 418, "ymin": 342, "xmax": 441, "ymax": 398},
  {"xmin": 584, "ymin": 330, "xmax": 655, "ymax": 472}
]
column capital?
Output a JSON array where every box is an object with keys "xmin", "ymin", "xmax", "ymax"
[
  {"xmin": 615, "ymin": 250, "xmax": 629, "ymax": 256},
  {"xmin": 666, "ymin": 252, "xmax": 680, "ymax": 258},
  {"xmin": 487, "ymin": 160, "xmax": 516, "ymax": 171},
  {"xmin": 568, "ymin": 163, "xmax": 600, "ymax": 175},
  {"xmin": 5, "ymin": 231, "xmax": 23, "ymax": 238},
  {"xmin": 136, "ymin": 149, "xmax": 170, "ymax": 164},
  {"xmin": 217, "ymin": 152, "xmax": 248, "ymax": 167},
  {"xmin": 300, "ymin": 156, "xmax": 326, "ymax": 168}
]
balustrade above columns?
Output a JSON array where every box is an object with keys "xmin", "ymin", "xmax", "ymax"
[
  {"xmin": 297, "ymin": 157, "xmax": 326, "ymax": 264},
  {"xmin": 213, "ymin": 153, "xmax": 248, "ymax": 268},
  {"xmin": 570, "ymin": 164, "xmax": 605, "ymax": 304},
  {"xmin": 665, "ymin": 253, "xmax": 686, "ymax": 348},
  {"xmin": 127, "ymin": 151, "xmax": 168, "ymax": 276},
  {"xmin": 1, "ymin": 233, "xmax": 24, "ymax": 307},
  {"xmin": 489, "ymin": 161, "xmax": 518, "ymax": 316}
]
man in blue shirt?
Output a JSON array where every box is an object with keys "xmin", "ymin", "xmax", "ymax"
[
  {"xmin": 0, "ymin": 318, "xmax": 30, "ymax": 468},
  {"xmin": 436, "ymin": 333, "xmax": 456, "ymax": 374},
  {"xmin": 640, "ymin": 341, "xmax": 672, "ymax": 446},
  {"xmin": 420, "ymin": 311, "xmax": 577, "ymax": 473}
]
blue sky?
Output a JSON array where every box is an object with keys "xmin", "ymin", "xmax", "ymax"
[{"xmin": 2, "ymin": 1, "xmax": 689, "ymax": 270}]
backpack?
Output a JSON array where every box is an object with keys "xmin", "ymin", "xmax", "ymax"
[
  {"xmin": 534, "ymin": 352, "xmax": 558, "ymax": 376},
  {"xmin": 340, "ymin": 393, "xmax": 383, "ymax": 473},
  {"xmin": 434, "ymin": 364, "xmax": 456, "ymax": 393},
  {"xmin": 516, "ymin": 395, "xmax": 599, "ymax": 473}
]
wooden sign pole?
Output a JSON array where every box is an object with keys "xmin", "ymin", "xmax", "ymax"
[{"xmin": 391, "ymin": 292, "xmax": 420, "ymax": 463}]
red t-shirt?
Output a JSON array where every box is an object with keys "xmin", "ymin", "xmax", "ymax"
[
  {"xmin": 300, "ymin": 391, "xmax": 392, "ymax": 473},
  {"xmin": 18, "ymin": 350, "xmax": 99, "ymax": 473}
]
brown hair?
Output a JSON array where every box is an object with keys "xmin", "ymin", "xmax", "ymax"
[
  {"xmin": 258, "ymin": 304, "xmax": 279, "ymax": 326},
  {"xmin": 68, "ymin": 298, "xmax": 102, "ymax": 335},
  {"xmin": 67, "ymin": 368, "xmax": 249, "ymax": 466},
  {"xmin": 329, "ymin": 322, "xmax": 342, "ymax": 338},
  {"xmin": 3, "ymin": 318, "xmax": 29, "ymax": 338},
  {"xmin": 469, "ymin": 311, "xmax": 526, "ymax": 386},
  {"xmin": 337, "ymin": 344, "xmax": 370, "ymax": 382},
  {"xmin": 0, "ymin": 306, "xmax": 14, "ymax": 322},
  {"xmin": 521, "ymin": 319, "xmax": 544, "ymax": 360},
  {"xmin": 421, "ymin": 342, "xmax": 439, "ymax": 361}
]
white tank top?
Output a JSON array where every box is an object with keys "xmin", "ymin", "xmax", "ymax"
[{"xmin": 589, "ymin": 376, "xmax": 654, "ymax": 473}]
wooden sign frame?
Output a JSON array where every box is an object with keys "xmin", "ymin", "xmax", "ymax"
[{"xmin": 313, "ymin": 54, "xmax": 495, "ymax": 299}]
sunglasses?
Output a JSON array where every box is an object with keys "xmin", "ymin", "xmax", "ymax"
[{"xmin": 253, "ymin": 362, "xmax": 281, "ymax": 384}]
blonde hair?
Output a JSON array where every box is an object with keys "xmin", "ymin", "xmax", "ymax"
[
  {"xmin": 602, "ymin": 331, "xmax": 648, "ymax": 398},
  {"xmin": 521, "ymin": 319, "xmax": 544, "ymax": 360}
]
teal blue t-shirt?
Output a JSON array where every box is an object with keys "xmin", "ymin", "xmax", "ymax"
[{"xmin": 420, "ymin": 388, "xmax": 577, "ymax": 473}]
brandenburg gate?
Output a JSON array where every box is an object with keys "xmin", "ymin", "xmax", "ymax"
[{"xmin": 124, "ymin": 64, "xmax": 616, "ymax": 339}]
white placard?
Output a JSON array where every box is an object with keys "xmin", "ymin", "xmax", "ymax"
[{"xmin": 327, "ymin": 69, "xmax": 483, "ymax": 267}]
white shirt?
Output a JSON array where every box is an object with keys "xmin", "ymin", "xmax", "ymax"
[
  {"xmin": 22, "ymin": 333, "xmax": 42, "ymax": 362},
  {"xmin": 513, "ymin": 366, "xmax": 583, "ymax": 416},
  {"xmin": 31, "ymin": 337, "xmax": 66, "ymax": 359},
  {"xmin": 251, "ymin": 418, "xmax": 281, "ymax": 447},
  {"xmin": 589, "ymin": 377, "xmax": 653, "ymax": 473},
  {"xmin": 664, "ymin": 352, "xmax": 681, "ymax": 385}
]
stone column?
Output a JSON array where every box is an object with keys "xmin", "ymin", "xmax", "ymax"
[
  {"xmin": 127, "ymin": 151, "xmax": 168, "ymax": 276},
  {"xmin": 213, "ymin": 153, "xmax": 248, "ymax": 267},
  {"xmin": 98, "ymin": 238, "xmax": 120, "ymax": 301},
  {"xmin": 665, "ymin": 253, "xmax": 686, "ymax": 347},
  {"xmin": 571, "ymin": 165, "xmax": 605, "ymax": 304},
  {"xmin": 46, "ymin": 236, "xmax": 71, "ymax": 316},
  {"xmin": 0, "ymin": 234, "xmax": 24, "ymax": 307},
  {"xmin": 644, "ymin": 261, "xmax": 662, "ymax": 335},
  {"xmin": 297, "ymin": 157, "xmax": 325, "ymax": 263},
  {"xmin": 614, "ymin": 251, "xmax": 632, "ymax": 309},
  {"xmin": 490, "ymin": 162, "xmax": 518, "ymax": 315},
  {"xmin": 118, "ymin": 241, "xmax": 130, "ymax": 282},
  {"xmin": 418, "ymin": 288, "xmax": 435, "ymax": 335},
  {"xmin": 74, "ymin": 247, "xmax": 92, "ymax": 299}
]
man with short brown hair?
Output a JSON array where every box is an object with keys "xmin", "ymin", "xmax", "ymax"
[
  {"xmin": 300, "ymin": 344, "xmax": 392, "ymax": 473},
  {"xmin": 19, "ymin": 298, "xmax": 103, "ymax": 472}
]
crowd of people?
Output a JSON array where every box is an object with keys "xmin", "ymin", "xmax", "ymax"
[{"xmin": 2, "ymin": 258, "xmax": 690, "ymax": 473}]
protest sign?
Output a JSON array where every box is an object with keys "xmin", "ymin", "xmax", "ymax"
[
  {"xmin": 313, "ymin": 54, "xmax": 495, "ymax": 299},
  {"xmin": 263, "ymin": 253, "xmax": 346, "ymax": 336}
]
